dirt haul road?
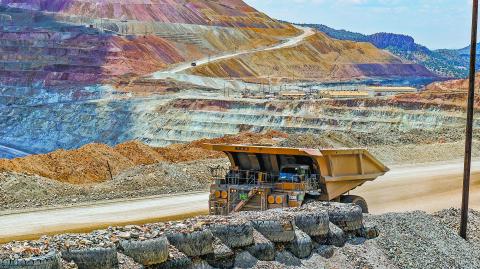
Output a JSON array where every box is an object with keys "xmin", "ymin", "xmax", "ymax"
[
  {"xmin": 355, "ymin": 159, "xmax": 480, "ymax": 214},
  {"xmin": 163, "ymin": 25, "xmax": 315, "ymax": 74},
  {"xmin": 1, "ymin": 159, "xmax": 479, "ymax": 243}
]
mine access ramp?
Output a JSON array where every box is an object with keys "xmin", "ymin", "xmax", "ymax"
[{"xmin": 206, "ymin": 144, "xmax": 389, "ymax": 215}]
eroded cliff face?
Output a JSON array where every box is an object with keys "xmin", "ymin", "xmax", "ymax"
[{"xmin": 1, "ymin": 94, "xmax": 474, "ymax": 158}]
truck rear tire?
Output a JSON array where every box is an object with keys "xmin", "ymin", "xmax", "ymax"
[{"xmin": 341, "ymin": 195, "xmax": 369, "ymax": 213}]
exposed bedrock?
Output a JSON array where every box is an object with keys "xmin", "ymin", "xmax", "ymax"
[
  {"xmin": 0, "ymin": 6, "xmax": 294, "ymax": 90},
  {"xmin": 0, "ymin": 0, "xmax": 289, "ymax": 29},
  {"xmin": 0, "ymin": 96, "xmax": 476, "ymax": 158}
]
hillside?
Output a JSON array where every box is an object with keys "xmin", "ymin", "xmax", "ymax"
[
  {"xmin": 0, "ymin": 1, "xmax": 298, "ymax": 89},
  {"xmin": 188, "ymin": 31, "xmax": 435, "ymax": 82},
  {"xmin": 426, "ymin": 73, "xmax": 480, "ymax": 93},
  {"xmin": 0, "ymin": 1, "xmax": 438, "ymax": 88},
  {"xmin": 307, "ymin": 24, "xmax": 469, "ymax": 78},
  {"xmin": 0, "ymin": 0, "xmax": 284, "ymax": 27},
  {"xmin": 436, "ymin": 43, "xmax": 480, "ymax": 75}
]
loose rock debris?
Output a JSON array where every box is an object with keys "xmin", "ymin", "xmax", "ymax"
[
  {"xmin": 2, "ymin": 204, "xmax": 480, "ymax": 268},
  {"xmin": 2, "ymin": 131, "xmax": 480, "ymax": 212},
  {"xmin": 0, "ymin": 202, "xmax": 365, "ymax": 266}
]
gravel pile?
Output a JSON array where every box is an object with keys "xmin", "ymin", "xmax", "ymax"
[
  {"xmin": 190, "ymin": 213, "xmax": 251, "ymax": 226},
  {"xmin": 95, "ymin": 158, "xmax": 229, "ymax": 196},
  {"xmin": 236, "ymin": 209, "xmax": 297, "ymax": 222},
  {"xmin": 143, "ymin": 219, "xmax": 206, "ymax": 235},
  {"xmin": 0, "ymin": 236, "xmax": 53, "ymax": 260},
  {"xmin": 107, "ymin": 224, "xmax": 166, "ymax": 242},
  {"xmin": 91, "ymin": 213, "xmax": 253, "ymax": 245},
  {"xmin": 302, "ymin": 201, "xmax": 353, "ymax": 212},
  {"xmin": 0, "ymin": 172, "xmax": 84, "ymax": 210},
  {"xmin": 362, "ymin": 211, "xmax": 480, "ymax": 269},
  {"xmin": 0, "ymin": 158, "xmax": 228, "ymax": 211},
  {"xmin": 433, "ymin": 208, "xmax": 480, "ymax": 251},
  {"xmin": 51, "ymin": 231, "xmax": 115, "ymax": 252},
  {"xmin": 0, "ymin": 131, "xmax": 285, "ymax": 184}
]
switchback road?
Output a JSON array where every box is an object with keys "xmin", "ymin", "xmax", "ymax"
[{"xmin": 157, "ymin": 26, "xmax": 315, "ymax": 74}]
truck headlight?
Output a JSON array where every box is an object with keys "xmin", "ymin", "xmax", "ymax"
[{"xmin": 221, "ymin": 191, "xmax": 228, "ymax": 199}]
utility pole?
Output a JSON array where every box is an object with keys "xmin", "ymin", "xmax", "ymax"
[{"xmin": 460, "ymin": 0, "xmax": 478, "ymax": 240}]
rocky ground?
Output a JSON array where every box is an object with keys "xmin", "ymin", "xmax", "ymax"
[
  {"xmin": 433, "ymin": 208, "xmax": 480, "ymax": 252},
  {"xmin": 0, "ymin": 131, "xmax": 286, "ymax": 184},
  {"xmin": 282, "ymin": 209, "xmax": 480, "ymax": 269},
  {"xmin": 1, "ymin": 130, "xmax": 479, "ymax": 211},
  {"xmin": 1, "ymin": 207, "xmax": 479, "ymax": 268},
  {"xmin": 0, "ymin": 158, "xmax": 228, "ymax": 211}
]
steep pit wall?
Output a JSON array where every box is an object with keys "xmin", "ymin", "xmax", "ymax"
[
  {"xmin": 0, "ymin": 95, "xmax": 476, "ymax": 158},
  {"xmin": 1, "ymin": 0, "xmax": 289, "ymax": 29},
  {"xmin": 136, "ymin": 97, "xmax": 472, "ymax": 145},
  {"xmin": 0, "ymin": 7, "xmax": 299, "ymax": 105}
]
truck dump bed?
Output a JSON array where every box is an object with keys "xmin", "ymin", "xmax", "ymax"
[
  {"xmin": 317, "ymin": 148, "xmax": 389, "ymax": 199},
  {"xmin": 206, "ymin": 144, "xmax": 389, "ymax": 200}
]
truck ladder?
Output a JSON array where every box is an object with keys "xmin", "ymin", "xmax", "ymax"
[{"xmin": 234, "ymin": 188, "xmax": 258, "ymax": 212}]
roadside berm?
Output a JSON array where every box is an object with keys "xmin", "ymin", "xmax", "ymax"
[
  {"xmin": 0, "ymin": 202, "xmax": 375, "ymax": 269},
  {"xmin": 2, "ymin": 202, "xmax": 480, "ymax": 269}
]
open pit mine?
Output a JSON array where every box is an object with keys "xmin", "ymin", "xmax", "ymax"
[
  {"xmin": 1, "ymin": 0, "xmax": 480, "ymax": 268},
  {"xmin": 0, "ymin": 0, "xmax": 440, "ymax": 158}
]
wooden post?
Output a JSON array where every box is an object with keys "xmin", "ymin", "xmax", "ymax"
[{"xmin": 460, "ymin": 0, "xmax": 479, "ymax": 240}]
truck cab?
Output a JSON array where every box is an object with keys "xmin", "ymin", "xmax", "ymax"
[{"xmin": 279, "ymin": 164, "xmax": 310, "ymax": 182}]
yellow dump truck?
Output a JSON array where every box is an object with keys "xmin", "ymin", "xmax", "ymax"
[{"xmin": 206, "ymin": 144, "xmax": 389, "ymax": 215}]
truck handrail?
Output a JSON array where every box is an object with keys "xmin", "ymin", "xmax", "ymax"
[{"xmin": 210, "ymin": 167, "xmax": 320, "ymax": 188}]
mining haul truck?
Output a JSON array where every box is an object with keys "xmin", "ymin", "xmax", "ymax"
[{"xmin": 206, "ymin": 144, "xmax": 389, "ymax": 215}]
